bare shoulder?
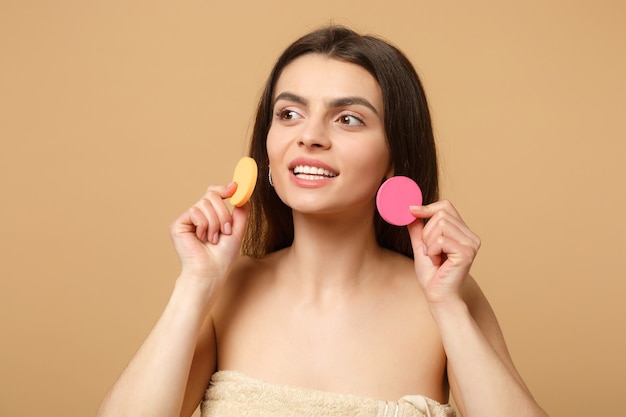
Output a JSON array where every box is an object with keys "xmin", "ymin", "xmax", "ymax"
[
  {"xmin": 381, "ymin": 249, "xmax": 428, "ymax": 297},
  {"xmin": 226, "ymin": 254, "xmax": 270, "ymax": 285},
  {"xmin": 225, "ymin": 252, "xmax": 283, "ymax": 288}
]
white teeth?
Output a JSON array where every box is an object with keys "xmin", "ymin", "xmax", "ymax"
[{"xmin": 293, "ymin": 165, "xmax": 337, "ymax": 178}]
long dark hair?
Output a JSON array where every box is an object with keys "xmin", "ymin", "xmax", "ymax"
[{"xmin": 241, "ymin": 25, "xmax": 439, "ymax": 259}]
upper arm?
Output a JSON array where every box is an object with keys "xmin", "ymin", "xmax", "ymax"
[{"xmin": 179, "ymin": 313, "xmax": 217, "ymax": 417}]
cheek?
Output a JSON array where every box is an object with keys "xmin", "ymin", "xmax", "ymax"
[
  {"xmin": 345, "ymin": 140, "xmax": 390, "ymax": 174},
  {"xmin": 340, "ymin": 146, "xmax": 391, "ymax": 195},
  {"xmin": 265, "ymin": 129, "xmax": 282, "ymax": 162},
  {"xmin": 266, "ymin": 124, "xmax": 297, "ymax": 167}
]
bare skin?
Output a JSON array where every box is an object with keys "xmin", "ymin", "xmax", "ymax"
[
  {"xmin": 97, "ymin": 55, "xmax": 548, "ymax": 417},
  {"xmin": 213, "ymin": 229, "xmax": 447, "ymax": 402}
]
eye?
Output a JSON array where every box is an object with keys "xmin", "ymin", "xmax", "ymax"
[
  {"xmin": 338, "ymin": 114, "xmax": 364, "ymax": 126},
  {"xmin": 276, "ymin": 109, "xmax": 302, "ymax": 121}
]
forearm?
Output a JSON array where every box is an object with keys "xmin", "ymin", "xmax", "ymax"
[
  {"xmin": 97, "ymin": 275, "xmax": 218, "ymax": 417},
  {"xmin": 432, "ymin": 300, "xmax": 547, "ymax": 417}
]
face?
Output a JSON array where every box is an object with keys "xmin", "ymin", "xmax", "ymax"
[{"xmin": 266, "ymin": 54, "xmax": 392, "ymax": 217}]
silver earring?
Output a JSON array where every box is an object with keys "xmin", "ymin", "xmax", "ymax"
[{"xmin": 268, "ymin": 166, "xmax": 274, "ymax": 187}]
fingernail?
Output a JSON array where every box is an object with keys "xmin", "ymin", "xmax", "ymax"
[
  {"xmin": 212, "ymin": 233, "xmax": 219, "ymax": 244},
  {"xmin": 409, "ymin": 205, "xmax": 423, "ymax": 211},
  {"xmin": 223, "ymin": 222, "xmax": 232, "ymax": 235},
  {"xmin": 423, "ymin": 244, "xmax": 428, "ymax": 255}
]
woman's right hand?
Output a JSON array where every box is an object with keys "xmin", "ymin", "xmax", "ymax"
[{"xmin": 169, "ymin": 182, "xmax": 250, "ymax": 281}]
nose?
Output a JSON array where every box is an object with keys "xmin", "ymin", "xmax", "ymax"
[{"xmin": 298, "ymin": 119, "xmax": 331, "ymax": 150}]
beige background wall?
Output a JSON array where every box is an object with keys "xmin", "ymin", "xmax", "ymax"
[{"xmin": 1, "ymin": 1, "xmax": 624, "ymax": 416}]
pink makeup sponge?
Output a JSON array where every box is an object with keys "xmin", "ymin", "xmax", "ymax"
[
  {"xmin": 229, "ymin": 157, "xmax": 258, "ymax": 207},
  {"xmin": 376, "ymin": 176, "xmax": 422, "ymax": 226}
]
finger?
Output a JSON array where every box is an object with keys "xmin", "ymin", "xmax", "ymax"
[
  {"xmin": 419, "ymin": 212, "xmax": 480, "ymax": 262},
  {"xmin": 410, "ymin": 199, "xmax": 462, "ymax": 222},
  {"xmin": 170, "ymin": 209, "xmax": 196, "ymax": 239},
  {"xmin": 230, "ymin": 201, "xmax": 251, "ymax": 241},
  {"xmin": 195, "ymin": 198, "xmax": 223, "ymax": 244},
  {"xmin": 408, "ymin": 216, "xmax": 464, "ymax": 257},
  {"xmin": 184, "ymin": 206, "xmax": 209, "ymax": 242},
  {"xmin": 407, "ymin": 219, "xmax": 443, "ymax": 268},
  {"xmin": 203, "ymin": 191, "xmax": 235, "ymax": 235},
  {"xmin": 205, "ymin": 182, "xmax": 238, "ymax": 200},
  {"xmin": 411, "ymin": 202, "xmax": 480, "ymax": 247},
  {"xmin": 410, "ymin": 208, "xmax": 479, "ymax": 268},
  {"xmin": 407, "ymin": 217, "xmax": 426, "ymax": 255},
  {"xmin": 420, "ymin": 227, "xmax": 479, "ymax": 265},
  {"xmin": 193, "ymin": 183, "xmax": 239, "ymax": 243},
  {"xmin": 423, "ymin": 213, "xmax": 479, "ymax": 250}
]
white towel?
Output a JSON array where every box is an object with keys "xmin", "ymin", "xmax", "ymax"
[{"xmin": 201, "ymin": 370, "xmax": 456, "ymax": 417}]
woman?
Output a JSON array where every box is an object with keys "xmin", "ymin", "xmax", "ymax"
[{"xmin": 98, "ymin": 26, "xmax": 548, "ymax": 417}]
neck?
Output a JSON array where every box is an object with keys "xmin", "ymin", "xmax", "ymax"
[{"xmin": 280, "ymin": 207, "xmax": 387, "ymax": 293}]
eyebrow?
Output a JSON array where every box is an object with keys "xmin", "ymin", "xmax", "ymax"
[{"xmin": 273, "ymin": 92, "xmax": 380, "ymax": 115}]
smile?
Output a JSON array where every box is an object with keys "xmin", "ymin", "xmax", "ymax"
[{"xmin": 293, "ymin": 165, "xmax": 338, "ymax": 180}]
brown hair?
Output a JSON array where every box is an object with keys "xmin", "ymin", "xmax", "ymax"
[{"xmin": 242, "ymin": 25, "xmax": 439, "ymax": 259}]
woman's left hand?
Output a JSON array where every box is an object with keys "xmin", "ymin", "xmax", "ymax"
[{"xmin": 407, "ymin": 200, "xmax": 481, "ymax": 307}]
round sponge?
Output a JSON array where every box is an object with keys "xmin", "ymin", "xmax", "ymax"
[
  {"xmin": 376, "ymin": 176, "xmax": 422, "ymax": 226},
  {"xmin": 229, "ymin": 157, "xmax": 258, "ymax": 207}
]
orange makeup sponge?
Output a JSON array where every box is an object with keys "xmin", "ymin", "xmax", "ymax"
[{"xmin": 229, "ymin": 157, "xmax": 258, "ymax": 207}]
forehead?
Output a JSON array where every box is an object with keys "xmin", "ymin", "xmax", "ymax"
[{"xmin": 274, "ymin": 54, "xmax": 383, "ymax": 107}]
